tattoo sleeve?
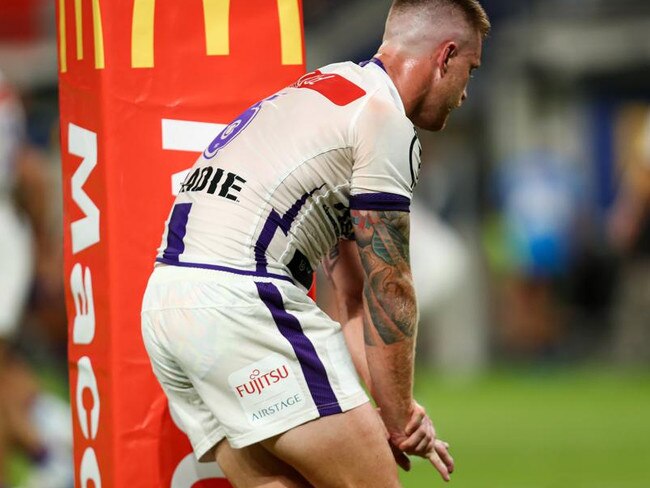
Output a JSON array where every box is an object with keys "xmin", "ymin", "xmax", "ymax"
[{"xmin": 352, "ymin": 209, "xmax": 417, "ymax": 346}]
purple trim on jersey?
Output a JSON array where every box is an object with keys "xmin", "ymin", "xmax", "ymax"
[
  {"xmin": 155, "ymin": 257, "xmax": 295, "ymax": 284},
  {"xmin": 349, "ymin": 193, "xmax": 411, "ymax": 212},
  {"xmin": 254, "ymin": 186, "xmax": 323, "ymax": 273},
  {"xmin": 359, "ymin": 57, "xmax": 387, "ymax": 73},
  {"xmin": 255, "ymin": 281, "xmax": 342, "ymax": 417},
  {"xmin": 162, "ymin": 203, "xmax": 192, "ymax": 262}
]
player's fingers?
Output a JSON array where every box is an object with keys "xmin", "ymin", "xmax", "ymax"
[
  {"xmin": 435, "ymin": 440, "xmax": 455, "ymax": 474},
  {"xmin": 428, "ymin": 450, "xmax": 451, "ymax": 482},
  {"xmin": 398, "ymin": 426, "xmax": 427, "ymax": 451},
  {"xmin": 435, "ymin": 439, "xmax": 451, "ymax": 453},
  {"xmin": 414, "ymin": 435, "xmax": 430, "ymax": 454},
  {"xmin": 405, "ymin": 410, "xmax": 425, "ymax": 436},
  {"xmin": 390, "ymin": 443, "xmax": 411, "ymax": 472}
]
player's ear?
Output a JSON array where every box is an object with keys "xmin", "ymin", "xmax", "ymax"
[{"xmin": 436, "ymin": 42, "xmax": 457, "ymax": 77}]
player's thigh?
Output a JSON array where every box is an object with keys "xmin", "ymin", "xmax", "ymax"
[
  {"xmin": 261, "ymin": 403, "xmax": 401, "ymax": 488},
  {"xmin": 215, "ymin": 439, "xmax": 311, "ymax": 488}
]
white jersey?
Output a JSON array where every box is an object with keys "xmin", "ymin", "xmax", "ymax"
[{"xmin": 156, "ymin": 60, "xmax": 422, "ymax": 289}]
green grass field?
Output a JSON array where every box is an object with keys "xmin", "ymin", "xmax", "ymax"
[
  {"xmin": 11, "ymin": 365, "xmax": 650, "ymax": 486},
  {"xmin": 401, "ymin": 366, "xmax": 650, "ymax": 488}
]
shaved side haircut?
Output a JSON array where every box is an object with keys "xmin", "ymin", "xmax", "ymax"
[{"xmin": 389, "ymin": 0, "xmax": 491, "ymax": 38}]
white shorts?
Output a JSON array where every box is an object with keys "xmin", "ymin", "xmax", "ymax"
[
  {"xmin": 141, "ymin": 264, "xmax": 368, "ymax": 462},
  {"xmin": 0, "ymin": 202, "xmax": 33, "ymax": 338}
]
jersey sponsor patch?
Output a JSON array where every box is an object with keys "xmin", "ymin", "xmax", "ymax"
[
  {"xmin": 292, "ymin": 70, "xmax": 366, "ymax": 106},
  {"xmin": 228, "ymin": 354, "xmax": 305, "ymax": 426}
]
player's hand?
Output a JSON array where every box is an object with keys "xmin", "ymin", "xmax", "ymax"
[
  {"xmin": 375, "ymin": 407, "xmax": 412, "ymax": 471},
  {"xmin": 390, "ymin": 442, "xmax": 412, "ymax": 472},
  {"xmin": 421, "ymin": 437, "xmax": 454, "ymax": 482},
  {"xmin": 393, "ymin": 402, "xmax": 455, "ymax": 481}
]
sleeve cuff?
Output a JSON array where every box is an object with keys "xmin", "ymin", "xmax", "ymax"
[{"xmin": 349, "ymin": 192, "xmax": 411, "ymax": 212}]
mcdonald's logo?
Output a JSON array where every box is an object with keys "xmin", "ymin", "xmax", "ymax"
[
  {"xmin": 58, "ymin": 0, "xmax": 106, "ymax": 72},
  {"xmin": 131, "ymin": 0, "xmax": 303, "ymax": 68},
  {"xmin": 58, "ymin": 0, "xmax": 303, "ymax": 72}
]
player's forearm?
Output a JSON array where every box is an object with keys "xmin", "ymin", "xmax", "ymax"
[
  {"xmin": 362, "ymin": 275, "xmax": 417, "ymax": 437},
  {"xmin": 340, "ymin": 314, "xmax": 373, "ymax": 394},
  {"xmin": 351, "ymin": 208, "xmax": 417, "ymax": 437},
  {"xmin": 322, "ymin": 240, "xmax": 374, "ymax": 392}
]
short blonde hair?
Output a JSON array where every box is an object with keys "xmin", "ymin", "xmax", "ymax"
[{"xmin": 390, "ymin": 0, "xmax": 491, "ymax": 38}]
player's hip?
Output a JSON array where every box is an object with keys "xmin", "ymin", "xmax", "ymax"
[
  {"xmin": 140, "ymin": 264, "xmax": 340, "ymax": 382},
  {"xmin": 141, "ymin": 273, "xmax": 366, "ymax": 453},
  {"xmin": 142, "ymin": 263, "xmax": 296, "ymax": 310}
]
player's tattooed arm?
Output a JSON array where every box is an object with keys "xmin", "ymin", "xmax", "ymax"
[
  {"xmin": 352, "ymin": 208, "xmax": 417, "ymax": 440},
  {"xmin": 351, "ymin": 209, "xmax": 417, "ymax": 346}
]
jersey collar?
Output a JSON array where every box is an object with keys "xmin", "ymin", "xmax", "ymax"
[
  {"xmin": 359, "ymin": 57, "xmax": 387, "ymax": 72},
  {"xmin": 359, "ymin": 57, "xmax": 405, "ymax": 115}
]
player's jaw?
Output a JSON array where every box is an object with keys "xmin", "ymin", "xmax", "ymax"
[
  {"xmin": 399, "ymin": 58, "xmax": 445, "ymax": 131},
  {"xmin": 409, "ymin": 99, "xmax": 447, "ymax": 132},
  {"xmin": 409, "ymin": 80, "xmax": 466, "ymax": 132},
  {"xmin": 405, "ymin": 55, "xmax": 476, "ymax": 131}
]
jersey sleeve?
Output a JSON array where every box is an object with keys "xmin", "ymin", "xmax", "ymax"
[{"xmin": 349, "ymin": 91, "xmax": 421, "ymax": 212}]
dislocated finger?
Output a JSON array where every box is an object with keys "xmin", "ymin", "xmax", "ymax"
[
  {"xmin": 428, "ymin": 450, "xmax": 451, "ymax": 482},
  {"xmin": 435, "ymin": 441, "xmax": 455, "ymax": 474}
]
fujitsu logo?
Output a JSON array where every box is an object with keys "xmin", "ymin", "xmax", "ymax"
[{"xmin": 235, "ymin": 366, "xmax": 290, "ymax": 397}]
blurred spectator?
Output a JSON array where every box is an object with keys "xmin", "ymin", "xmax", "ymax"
[
  {"xmin": 0, "ymin": 71, "xmax": 72, "ymax": 488},
  {"xmin": 609, "ymin": 105, "xmax": 650, "ymax": 363},
  {"xmin": 487, "ymin": 150, "xmax": 586, "ymax": 358},
  {"xmin": 411, "ymin": 200, "xmax": 489, "ymax": 376}
]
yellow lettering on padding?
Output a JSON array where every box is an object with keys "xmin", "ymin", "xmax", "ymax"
[
  {"xmin": 75, "ymin": 0, "xmax": 83, "ymax": 60},
  {"xmin": 203, "ymin": 0, "xmax": 230, "ymax": 56},
  {"xmin": 92, "ymin": 0, "xmax": 105, "ymax": 69},
  {"xmin": 131, "ymin": 0, "xmax": 155, "ymax": 68},
  {"xmin": 59, "ymin": 0, "xmax": 67, "ymax": 72},
  {"xmin": 277, "ymin": 0, "xmax": 303, "ymax": 65}
]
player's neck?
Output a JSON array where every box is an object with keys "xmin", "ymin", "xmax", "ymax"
[{"xmin": 373, "ymin": 49, "xmax": 428, "ymax": 123}]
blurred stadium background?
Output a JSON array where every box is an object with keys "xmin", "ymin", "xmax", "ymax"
[{"xmin": 0, "ymin": 0, "xmax": 648, "ymax": 486}]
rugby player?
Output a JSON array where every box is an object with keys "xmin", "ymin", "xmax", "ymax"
[{"xmin": 141, "ymin": 1, "xmax": 489, "ymax": 486}]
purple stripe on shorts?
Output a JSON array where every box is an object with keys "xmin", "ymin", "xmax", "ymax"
[
  {"xmin": 255, "ymin": 281, "xmax": 342, "ymax": 417},
  {"xmin": 162, "ymin": 203, "xmax": 192, "ymax": 262},
  {"xmin": 155, "ymin": 257, "xmax": 295, "ymax": 284},
  {"xmin": 349, "ymin": 193, "xmax": 411, "ymax": 212}
]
